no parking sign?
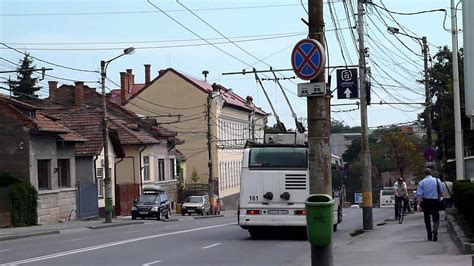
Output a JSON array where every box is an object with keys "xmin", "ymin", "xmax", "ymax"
[{"xmin": 291, "ymin": 39, "xmax": 326, "ymax": 80}]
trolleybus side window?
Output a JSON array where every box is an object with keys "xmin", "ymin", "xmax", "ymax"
[{"xmin": 249, "ymin": 147, "xmax": 307, "ymax": 169}]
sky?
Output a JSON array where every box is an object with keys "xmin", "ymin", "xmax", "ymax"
[{"xmin": 0, "ymin": 0, "xmax": 462, "ymax": 130}]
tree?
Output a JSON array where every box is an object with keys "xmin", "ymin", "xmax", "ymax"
[
  {"xmin": 379, "ymin": 130, "xmax": 424, "ymax": 179},
  {"xmin": 428, "ymin": 46, "xmax": 474, "ymax": 176},
  {"xmin": 191, "ymin": 168, "xmax": 200, "ymax": 183},
  {"xmin": 331, "ymin": 119, "xmax": 361, "ymax": 133},
  {"xmin": 8, "ymin": 54, "xmax": 41, "ymax": 98}
]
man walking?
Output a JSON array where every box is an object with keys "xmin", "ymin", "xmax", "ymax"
[{"xmin": 416, "ymin": 168, "xmax": 444, "ymax": 241}]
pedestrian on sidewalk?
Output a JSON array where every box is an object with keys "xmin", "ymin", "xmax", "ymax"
[
  {"xmin": 441, "ymin": 174, "xmax": 454, "ymax": 221},
  {"xmin": 416, "ymin": 168, "xmax": 444, "ymax": 241}
]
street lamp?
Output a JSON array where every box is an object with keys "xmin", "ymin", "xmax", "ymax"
[
  {"xmin": 101, "ymin": 47, "xmax": 135, "ymax": 223},
  {"xmin": 206, "ymin": 87, "xmax": 231, "ymax": 215},
  {"xmin": 387, "ymin": 27, "xmax": 432, "ymax": 149}
]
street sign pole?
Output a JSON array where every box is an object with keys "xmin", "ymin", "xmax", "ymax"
[{"xmin": 307, "ymin": 0, "xmax": 332, "ymax": 265}]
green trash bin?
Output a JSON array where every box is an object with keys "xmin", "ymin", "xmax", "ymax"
[{"xmin": 305, "ymin": 194, "xmax": 334, "ymax": 247}]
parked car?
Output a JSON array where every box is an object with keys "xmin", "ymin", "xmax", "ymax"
[
  {"xmin": 182, "ymin": 195, "xmax": 210, "ymax": 216},
  {"xmin": 131, "ymin": 185, "xmax": 171, "ymax": 220}
]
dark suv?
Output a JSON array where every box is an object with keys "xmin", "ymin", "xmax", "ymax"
[{"xmin": 131, "ymin": 185, "xmax": 171, "ymax": 220}]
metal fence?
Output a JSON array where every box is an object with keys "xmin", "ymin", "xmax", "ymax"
[{"xmin": 0, "ymin": 187, "xmax": 11, "ymax": 227}]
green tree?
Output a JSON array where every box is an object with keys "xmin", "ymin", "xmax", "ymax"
[
  {"xmin": 8, "ymin": 54, "xmax": 41, "ymax": 98},
  {"xmin": 191, "ymin": 168, "xmax": 200, "ymax": 183},
  {"xmin": 428, "ymin": 46, "xmax": 474, "ymax": 176},
  {"xmin": 331, "ymin": 119, "xmax": 361, "ymax": 133}
]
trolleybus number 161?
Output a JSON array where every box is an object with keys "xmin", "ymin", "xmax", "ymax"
[{"xmin": 249, "ymin": 195, "xmax": 259, "ymax": 201}]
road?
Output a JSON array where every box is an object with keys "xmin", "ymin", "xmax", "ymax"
[{"xmin": 0, "ymin": 208, "xmax": 392, "ymax": 266}]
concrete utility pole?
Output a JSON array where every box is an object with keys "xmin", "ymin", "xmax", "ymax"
[
  {"xmin": 308, "ymin": 0, "xmax": 333, "ymax": 265},
  {"xmin": 101, "ymin": 47, "xmax": 135, "ymax": 223},
  {"xmin": 357, "ymin": 0, "xmax": 373, "ymax": 230},
  {"xmin": 206, "ymin": 92, "xmax": 215, "ymax": 215},
  {"xmin": 451, "ymin": 0, "xmax": 465, "ymax": 180},
  {"xmin": 422, "ymin": 37, "xmax": 433, "ymax": 149}
]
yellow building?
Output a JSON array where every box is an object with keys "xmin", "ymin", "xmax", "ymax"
[{"xmin": 110, "ymin": 66, "xmax": 268, "ymax": 207}]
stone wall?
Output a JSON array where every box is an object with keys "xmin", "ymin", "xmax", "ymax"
[{"xmin": 37, "ymin": 189, "xmax": 76, "ymax": 224}]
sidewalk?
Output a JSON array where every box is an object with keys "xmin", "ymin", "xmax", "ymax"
[
  {"xmin": 333, "ymin": 212, "xmax": 472, "ymax": 266},
  {"xmin": 0, "ymin": 210, "xmax": 236, "ymax": 241}
]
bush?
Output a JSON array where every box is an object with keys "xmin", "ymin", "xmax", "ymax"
[
  {"xmin": 0, "ymin": 173, "xmax": 37, "ymax": 226},
  {"xmin": 453, "ymin": 180, "xmax": 474, "ymax": 230}
]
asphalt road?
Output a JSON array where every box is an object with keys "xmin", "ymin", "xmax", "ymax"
[{"xmin": 0, "ymin": 208, "xmax": 392, "ymax": 266}]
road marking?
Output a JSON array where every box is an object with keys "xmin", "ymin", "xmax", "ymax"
[
  {"xmin": 143, "ymin": 259, "xmax": 162, "ymax": 265},
  {"xmin": 123, "ymin": 230, "xmax": 140, "ymax": 234},
  {"xmin": 202, "ymin": 243, "xmax": 221, "ymax": 249},
  {"xmin": 0, "ymin": 249, "xmax": 9, "ymax": 253},
  {"xmin": 4, "ymin": 223, "xmax": 235, "ymax": 265}
]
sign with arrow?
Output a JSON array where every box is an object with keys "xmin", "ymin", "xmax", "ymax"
[{"xmin": 336, "ymin": 68, "xmax": 359, "ymax": 99}]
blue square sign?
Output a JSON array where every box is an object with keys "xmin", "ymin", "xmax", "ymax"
[{"xmin": 337, "ymin": 68, "xmax": 359, "ymax": 99}]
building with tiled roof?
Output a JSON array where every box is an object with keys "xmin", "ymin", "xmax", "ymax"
[
  {"xmin": 0, "ymin": 95, "xmax": 85, "ymax": 224},
  {"xmin": 112, "ymin": 65, "xmax": 268, "ymax": 207},
  {"xmin": 27, "ymin": 81, "xmax": 183, "ymax": 215}
]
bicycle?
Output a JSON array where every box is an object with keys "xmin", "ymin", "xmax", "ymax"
[{"xmin": 396, "ymin": 196, "xmax": 407, "ymax": 224}]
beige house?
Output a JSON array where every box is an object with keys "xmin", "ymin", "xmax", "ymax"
[{"xmin": 109, "ymin": 66, "xmax": 268, "ymax": 207}]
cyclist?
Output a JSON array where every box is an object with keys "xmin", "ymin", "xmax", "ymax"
[{"xmin": 394, "ymin": 177, "xmax": 409, "ymax": 219}]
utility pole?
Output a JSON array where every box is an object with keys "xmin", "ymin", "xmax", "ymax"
[
  {"xmin": 357, "ymin": 0, "xmax": 373, "ymax": 230},
  {"xmin": 206, "ymin": 92, "xmax": 215, "ymax": 215},
  {"xmin": 422, "ymin": 37, "xmax": 433, "ymax": 148},
  {"xmin": 100, "ymin": 60, "xmax": 113, "ymax": 223},
  {"xmin": 451, "ymin": 0, "xmax": 465, "ymax": 180},
  {"xmin": 308, "ymin": 0, "xmax": 332, "ymax": 265}
]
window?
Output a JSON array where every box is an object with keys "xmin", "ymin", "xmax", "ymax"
[
  {"xmin": 37, "ymin": 160, "xmax": 51, "ymax": 190},
  {"xmin": 158, "ymin": 159, "xmax": 165, "ymax": 181},
  {"xmin": 249, "ymin": 147, "xmax": 308, "ymax": 169},
  {"xmin": 169, "ymin": 158, "xmax": 175, "ymax": 179},
  {"xmin": 143, "ymin": 156, "xmax": 150, "ymax": 181},
  {"xmin": 96, "ymin": 168, "xmax": 104, "ymax": 197},
  {"xmin": 57, "ymin": 159, "xmax": 70, "ymax": 188}
]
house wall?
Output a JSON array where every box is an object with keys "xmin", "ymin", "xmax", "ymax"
[
  {"xmin": 126, "ymin": 72, "xmax": 209, "ymax": 187},
  {"xmin": 30, "ymin": 138, "xmax": 77, "ymax": 224},
  {"xmin": 0, "ymin": 114, "xmax": 30, "ymax": 181},
  {"xmin": 95, "ymin": 138, "xmax": 116, "ymax": 210},
  {"xmin": 75, "ymin": 156, "xmax": 95, "ymax": 183}
]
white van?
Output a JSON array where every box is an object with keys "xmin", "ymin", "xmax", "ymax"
[{"xmin": 379, "ymin": 188, "xmax": 396, "ymax": 208}]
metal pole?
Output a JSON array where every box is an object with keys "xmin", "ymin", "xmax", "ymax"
[
  {"xmin": 358, "ymin": 0, "xmax": 373, "ymax": 231},
  {"xmin": 451, "ymin": 0, "xmax": 465, "ymax": 180},
  {"xmin": 207, "ymin": 93, "xmax": 215, "ymax": 214},
  {"xmin": 101, "ymin": 60, "xmax": 112, "ymax": 223},
  {"xmin": 308, "ymin": 0, "xmax": 332, "ymax": 265},
  {"xmin": 422, "ymin": 37, "xmax": 433, "ymax": 149}
]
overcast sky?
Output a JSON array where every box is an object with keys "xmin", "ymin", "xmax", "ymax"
[{"xmin": 0, "ymin": 0, "xmax": 461, "ymax": 129}]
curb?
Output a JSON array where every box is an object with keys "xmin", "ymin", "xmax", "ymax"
[
  {"xmin": 0, "ymin": 230, "xmax": 60, "ymax": 241},
  {"xmin": 447, "ymin": 214, "xmax": 474, "ymax": 254},
  {"xmin": 86, "ymin": 221, "xmax": 145, "ymax": 230},
  {"xmin": 194, "ymin": 215, "xmax": 225, "ymax": 220}
]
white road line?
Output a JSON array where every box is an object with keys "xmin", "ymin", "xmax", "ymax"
[
  {"xmin": 4, "ymin": 223, "xmax": 235, "ymax": 265},
  {"xmin": 142, "ymin": 259, "xmax": 162, "ymax": 266},
  {"xmin": 0, "ymin": 249, "xmax": 9, "ymax": 253},
  {"xmin": 202, "ymin": 243, "xmax": 221, "ymax": 249}
]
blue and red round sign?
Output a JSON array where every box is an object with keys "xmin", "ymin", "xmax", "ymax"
[{"xmin": 291, "ymin": 39, "xmax": 326, "ymax": 80}]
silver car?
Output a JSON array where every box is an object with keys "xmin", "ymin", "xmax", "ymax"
[{"xmin": 181, "ymin": 196, "xmax": 210, "ymax": 216}]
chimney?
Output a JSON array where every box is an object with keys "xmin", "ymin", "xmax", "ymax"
[
  {"xmin": 144, "ymin": 64, "xmax": 151, "ymax": 85},
  {"xmin": 246, "ymin": 96, "xmax": 253, "ymax": 105},
  {"xmin": 126, "ymin": 69, "xmax": 134, "ymax": 87},
  {"xmin": 158, "ymin": 69, "xmax": 167, "ymax": 77},
  {"xmin": 48, "ymin": 81, "xmax": 58, "ymax": 101},
  {"xmin": 74, "ymin": 81, "xmax": 84, "ymax": 107},
  {"xmin": 120, "ymin": 71, "xmax": 129, "ymax": 106}
]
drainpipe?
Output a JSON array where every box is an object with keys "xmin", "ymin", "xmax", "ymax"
[{"xmin": 138, "ymin": 145, "xmax": 147, "ymax": 192}]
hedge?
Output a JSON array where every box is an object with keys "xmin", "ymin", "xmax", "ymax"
[
  {"xmin": 453, "ymin": 180, "xmax": 474, "ymax": 230},
  {"xmin": 0, "ymin": 173, "xmax": 38, "ymax": 226}
]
